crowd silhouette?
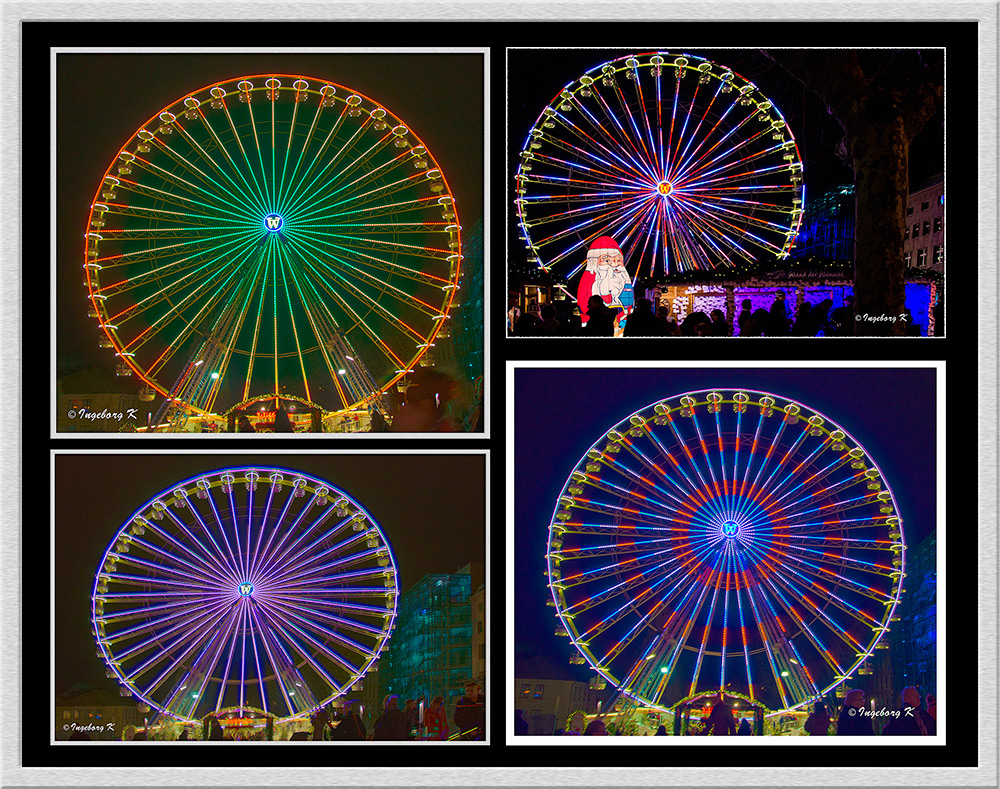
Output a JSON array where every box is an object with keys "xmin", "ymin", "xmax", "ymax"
[
  {"xmin": 514, "ymin": 684, "xmax": 936, "ymax": 737},
  {"xmin": 509, "ymin": 292, "xmax": 930, "ymax": 337}
]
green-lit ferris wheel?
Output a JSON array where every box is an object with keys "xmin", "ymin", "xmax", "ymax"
[{"xmin": 84, "ymin": 74, "xmax": 461, "ymax": 426}]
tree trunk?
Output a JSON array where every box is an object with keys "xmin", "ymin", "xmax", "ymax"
[{"xmin": 848, "ymin": 96, "xmax": 909, "ymax": 335}]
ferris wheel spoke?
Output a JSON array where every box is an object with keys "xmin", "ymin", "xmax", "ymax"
[
  {"xmin": 250, "ymin": 495, "xmax": 326, "ymax": 587},
  {"xmin": 247, "ymin": 607, "xmax": 300, "ymax": 717},
  {"xmin": 215, "ymin": 100, "xmax": 272, "ymax": 212},
  {"xmin": 256, "ymin": 529, "xmax": 371, "ymax": 590},
  {"xmin": 254, "ymin": 602, "xmax": 350, "ymax": 688},
  {"xmin": 252, "ymin": 499, "xmax": 342, "ymax": 585},
  {"xmin": 761, "ymin": 569, "xmax": 868, "ymax": 658},
  {"xmin": 138, "ymin": 136, "xmax": 262, "ymax": 219},
  {"xmin": 589, "ymin": 84, "xmax": 659, "ymax": 182},
  {"xmin": 162, "ymin": 505, "xmax": 249, "ymax": 587},
  {"xmin": 102, "ymin": 242, "xmax": 254, "ymax": 344},
  {"xmin": 291, "ymin": 241, "xmax": 445, "ymax": 321},
  {"xmin": 280, "ymin": 135, "xmax": 404, "ymax": 223},
  {"xmin": 287, "ymin": 246, "xmax": 409, "ymax": 369},
  {"xmin": 277, "ymin": 110, "xmax": 369, "ymax": 219},
  {"xmin": 288, "ymin": 234, "xmax": 439, "ymax": 328},
  {"xmin": 260, "ymin": 597, "xmax": 378, "ymax": 661},
  {"xmin": 756, "ymin": 570, "xmax": 848, "ymax": 670},
  {"xmin": 264, "ymin": 594, "xmax": 388, "ymax": 640},
  {"xmin": 171, "ymin": 113, "xmax": 270, "ymax": 216},
  {"xmin": 110, "ymin": 547, "xmax": 230, "ymax": 594},
  {"xmin": 114, "ymin": 594, "xmax": 235, "ymax": 671},
  {"xmin": 114, "ymin": 169, "xmax": 254, "ymax": 225},
  {"xmin": 193, "ymin": 108, "xmax": 273, "ymax": 218}
]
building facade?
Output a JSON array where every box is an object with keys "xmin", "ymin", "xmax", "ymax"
[
  {"xmin": 890, "ymin": 531, "xmax": 937, "ymax": 701},
  {"xmin": 513, "ymin": 677, "xmax": 612, "ymax": 735},
  {"xmin": 904, "ymin": 174, "xmax": 944, "ymax": 273},
  {"xmin": 379, "ymin": 563, "xmax": 485, "ymax": 725},
  {"xmin": 55, "ymin": 689, "xmax": 141, "ymax": 740},
  {"xmin": 795, "ymin": 184, "xmax": 857, "ymax": 262}
]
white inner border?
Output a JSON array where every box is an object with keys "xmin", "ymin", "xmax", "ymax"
[
  {"xmin": 506, "ymin": 358, "xmax": 990, "ymax": 785},
  {"xmin": 49, "ymin": 451, "xmax": 490, "ymax": 744},
  {"xmin": 47, "ymin": 45, "xmax": 489, "ymax": 440}
]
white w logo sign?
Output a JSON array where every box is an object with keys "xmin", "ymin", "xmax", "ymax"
[{"xmin": 265, "ymin": 215, "xmax": 282, "ymax": 230}]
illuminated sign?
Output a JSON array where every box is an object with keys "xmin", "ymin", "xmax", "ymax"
[
  {"xmin": 264, "ymin": 214, "xmax": 283, "ymax": 232},
  {"xmin": 239, "ymin": 582, "xmax": 254, "ymax": 596}
]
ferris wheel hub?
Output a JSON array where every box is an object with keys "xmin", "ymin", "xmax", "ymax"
[
  {"xmin": 263, "ymin": 213, "xmax": 284, "ymax": 233},
  {"xmin": 657, "ymin": 181, "xmax": 673, "ymax": 196}
]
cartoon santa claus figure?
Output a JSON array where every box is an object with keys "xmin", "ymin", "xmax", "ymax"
[{"xmin": 576, "ymin": 236, "xmax": 634, "ymax": 329}]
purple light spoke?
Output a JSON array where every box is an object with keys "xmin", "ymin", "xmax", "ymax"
[
  {"xmin": 248, "ymin": 603, "xmax": 296, "ymax": 717},
  {"xmin": 161, "ymin": 505, "xmax": 240, "ymax": 585},
  {"xmin": 252, "ymin": 494, "xmax": 326, "ymax": 583},
  {"xmin": 246, "ymin": 481, "xmax": 280, "ymax": 582},
  {"xmin": 263, "ymin": 594, "xmax": 386, "ymax": 640},
  {"xmin": 111, "ymin": 548, "xmax": 227, "ymax": 591},
  {"xmin": 227, "ymin": 485, "xmax": 244, "ymax": 584},
  {"xmin": 204, "ymin": 485, "xmax": 247, "ymax": 584},
  {"xmin": 246, "ymin": 483, "xmax": 303, "ymax": 583},
  {"xmin": 123, "ymin": 600, "xmax": 235, "ymax": 691},
  {"xmin": 254, "ymin": 603, "xmax": 345, "ymax": 694},
  {"xmin": 215, "ymin": 600, "xmax": 243, "ymax": 712},
  {"xmin": 105, "ymin": 594, "xmax": 231, "ymax": 644},
  {"xmin": 254, "ymin": 600, "xmax": 358, "ymax": 679},
  {"xmin": 247, "ymin": 602, "xmax": 268, "ymax": 714},
  {"xmin": 239, "ymin": 598, "xmax": 248, "ymax": 709},
  {"xmin": 256, "ymin": 532, "xmax": 373, "ymax": 589},
  {"xmin": 253, "ymin": 503, "xmax": 344, "ymax": 585},
  {"xmin": 125, "ymin": 530, "xmax": 239, "ymax": 589}
]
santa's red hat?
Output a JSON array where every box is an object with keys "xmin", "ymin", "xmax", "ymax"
[{"xmin": 587, "ymin": 236, "xmax": 622, "ymax": 256}]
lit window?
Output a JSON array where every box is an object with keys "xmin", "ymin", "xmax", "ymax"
[
  {"xmin": 922, "ymin": 221, "xmax": 930, "ymax": 236},
  {"xmin": 904, "ymin": 226, "xmax": 909, "ymax": 240},
  {"xmin": 917, "ymin": 248, "xmax": 927, "ymax": 267},
  {"xmin": 933, "ymin": 217, "xmax": 942, "ymax": 233},
  {"xmin": 934, "ymin": 245, "xmax": 943, "ymax": 264},
  {"xmin": 904, "ymin": 251, "xmax": 912, "ymax": 266},
  {"xmin": 520, "ymin": 684, "xmax": 530, "ymax": 697},
  {"xmin": 534, "ymin": 684, "xmax": 545, "ymax": 699},
  {"xmin": 912, "ymin": 224, "xmax": 919, "ymax": 237}
]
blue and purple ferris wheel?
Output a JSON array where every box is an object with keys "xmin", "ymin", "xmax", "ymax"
[{"xmin": 91, "ymin": 467, "xmax": 398, "ymax": 723}]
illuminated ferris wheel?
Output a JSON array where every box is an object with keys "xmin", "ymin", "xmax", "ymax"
[
  {"xmin": 91, "ymin": 467, "xmax": 398, "ymax": 723},
  {"xmin": 546, "ymin": 390, "xmax": 904, "ymax": 714},
  {"xmin": 515, "ymin": 52, "xmax": 804, "ymax": 290},
  {"xmin": 84, "ymin": 75, "xmax": 461, "ymax": 423}
]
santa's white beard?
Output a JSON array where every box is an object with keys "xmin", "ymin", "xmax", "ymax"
[{"xmin": 594, "ymin": 265, "xmax": 629, "ymax": 303}]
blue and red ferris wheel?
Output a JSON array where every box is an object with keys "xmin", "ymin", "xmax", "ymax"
[{"xmin": 546, "ymin": 390, "xmax": 904, "ymax": 715}]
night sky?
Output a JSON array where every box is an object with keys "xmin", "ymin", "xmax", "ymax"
[
  {"xmin": 55, "ymin": 50, "xmax": 484, "ymax": 376},
  {"xmin": 54, "ymin": 453, "xmax": 486, "ymax": 694},
  {"xmin": 513, "ymin": 367, "xmax": 939, "ymax": 680}
]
